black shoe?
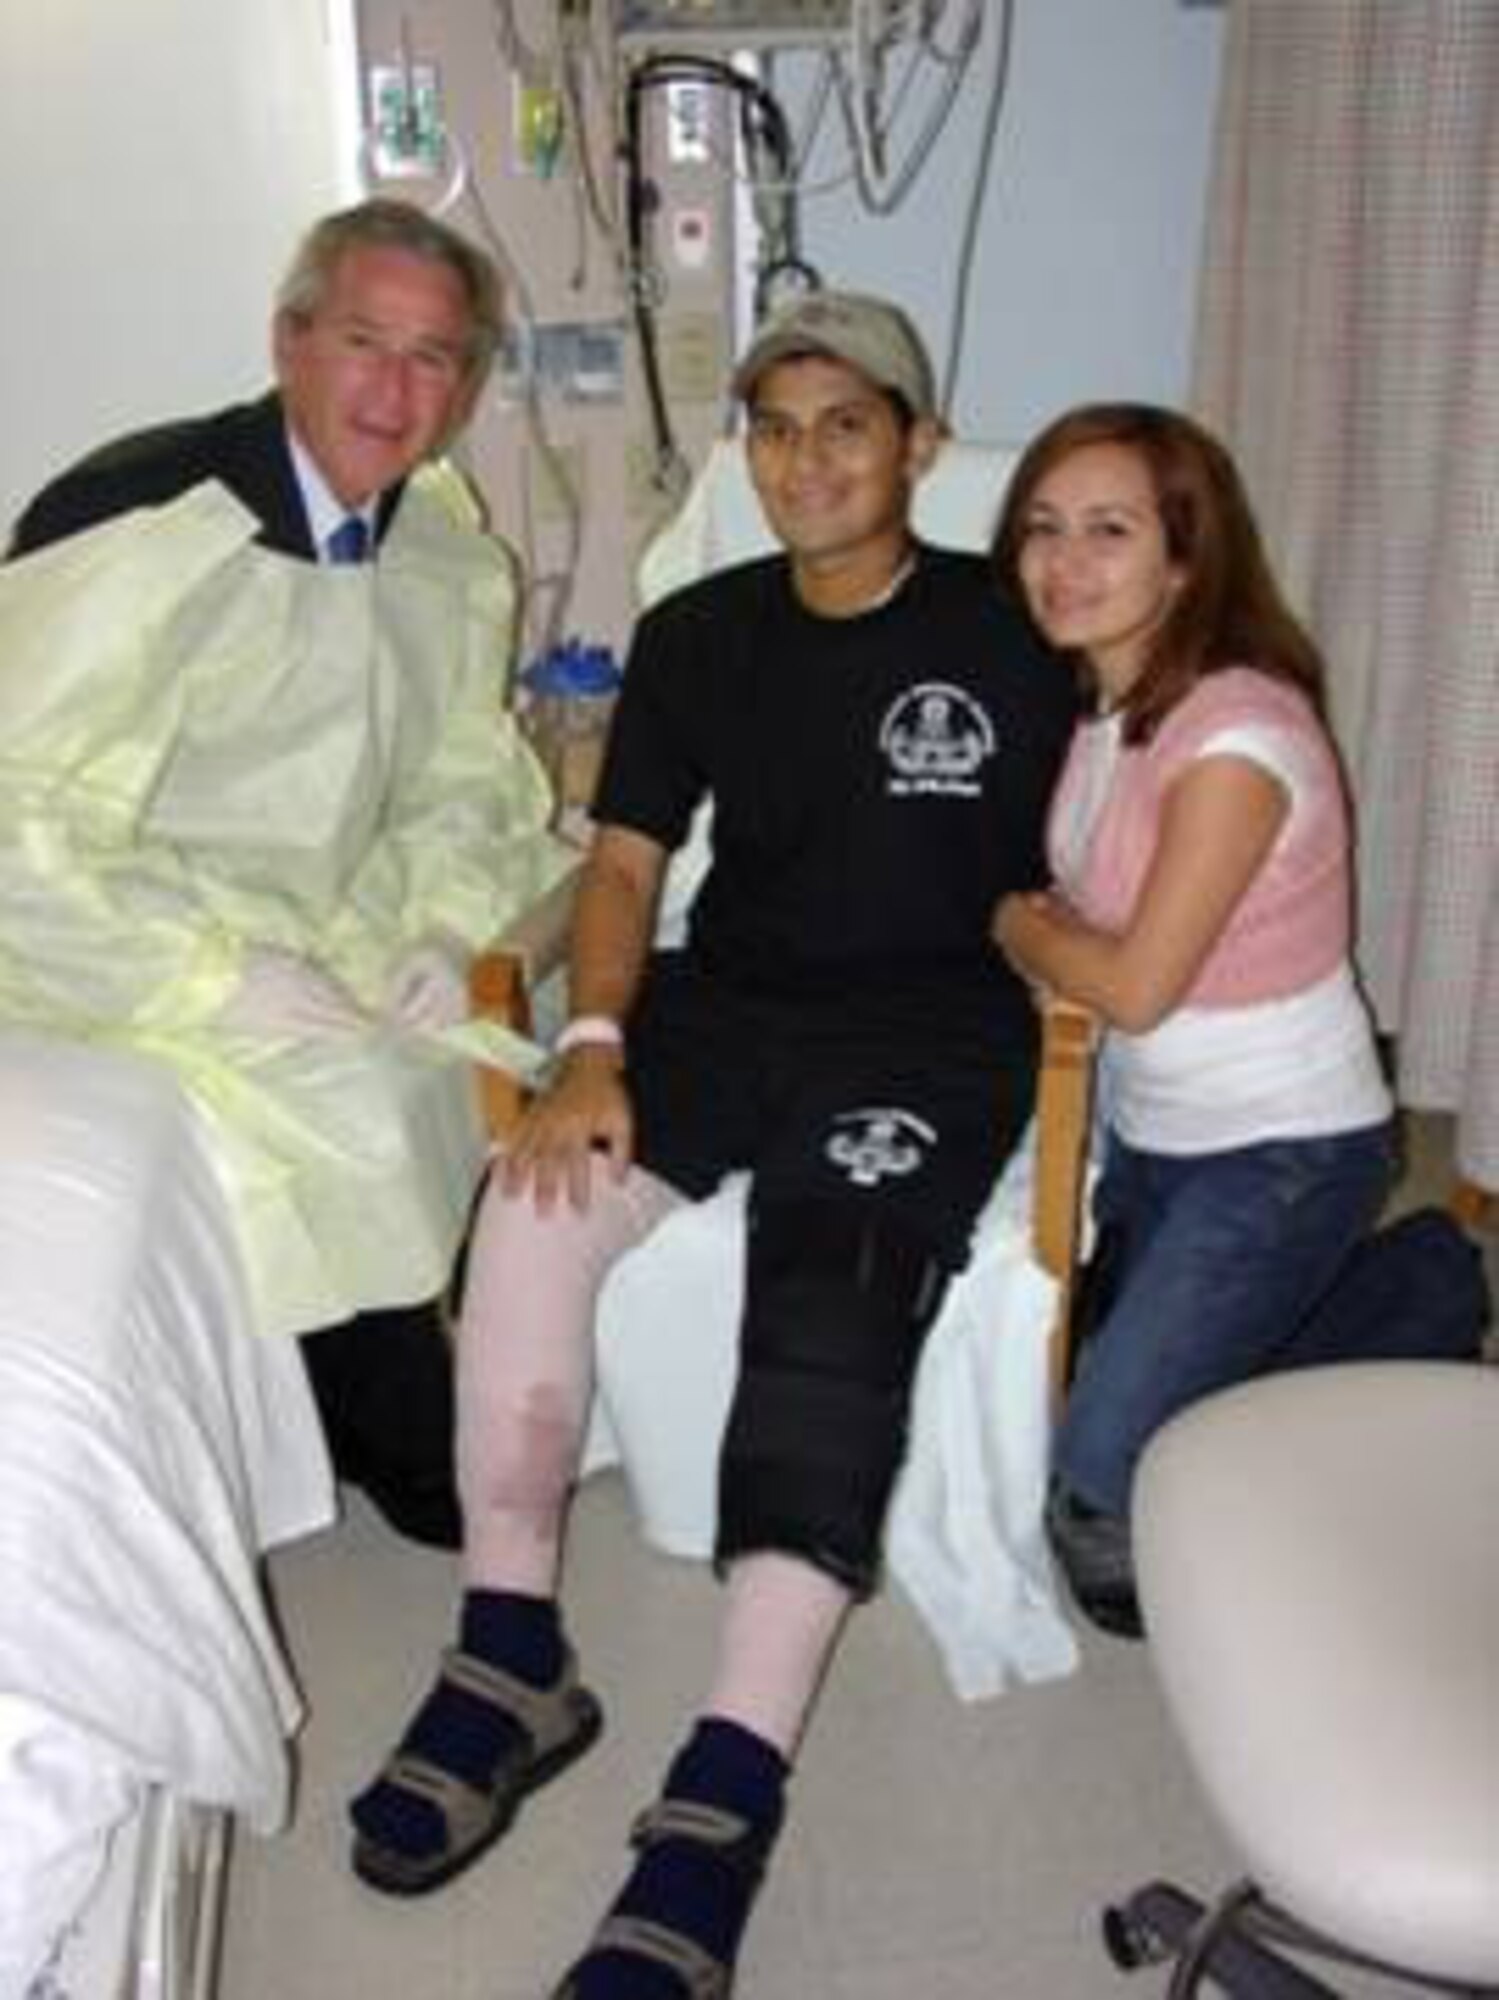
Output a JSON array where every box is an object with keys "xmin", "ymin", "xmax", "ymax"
[
  {"xmin": 347, "ymin": 1459, "xmax": 463, "ymax": 1549},
  {"xmin": 1045, "ymin": 1485, "xmax": 1145, "ymax": 1642},
  {"xmin": 1071, "ymin": 1579, "xmax": 1145, "ymax": 1641},
  {"xmin": 302, "ymin": 1304, "xmax": 461, "ymax": 1549}
]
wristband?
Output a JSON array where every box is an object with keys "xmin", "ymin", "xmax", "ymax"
[{"xmin": 555, "ymin": 1013, "xmax": 624, "ymax": 1057}]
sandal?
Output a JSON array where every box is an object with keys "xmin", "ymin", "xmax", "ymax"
[
  {"xmin": 351, "ymin": 1643, "xmax": 603, "ymax": 1897},
  {"xmin": 549, "ymin": 1798, "xmax": 771, "ymax": 2000}
]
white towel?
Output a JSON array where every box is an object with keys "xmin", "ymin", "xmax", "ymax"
[{"xmin": 582, "ymin": 1144, "xmax": 1078, "ymax": 1701}]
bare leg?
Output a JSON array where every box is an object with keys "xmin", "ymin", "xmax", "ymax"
[
  {"xmin": 350, "ymin": 1160, "xmax": 681, "ymax": 1886},
  {"xmin": 555, "ymin": 1551, "xmax": 852, "ymax": 1997},
  {"xmin": 456, "ymin": 1162, "xmax": 683, "ymax": 1592},
  {"xmin": 706, "ymin": 1550, "xmax": 851, "ymax": 1755}
]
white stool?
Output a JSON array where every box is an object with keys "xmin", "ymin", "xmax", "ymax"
[{"xmin": 1109, "ymin": 1361, "xmax": 1499, "ymax": 1996}]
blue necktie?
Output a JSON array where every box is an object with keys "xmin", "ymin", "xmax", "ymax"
[{"xmin": 326, "ymin": 514, "xmax": 370, "ymax": 565}]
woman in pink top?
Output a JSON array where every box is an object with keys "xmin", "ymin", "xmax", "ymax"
[{"xmin": 991, "ymin": 404, "xmax": 1396, "ymax": 1638}]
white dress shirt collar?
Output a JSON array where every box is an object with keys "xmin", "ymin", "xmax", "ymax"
[{"xmin": 285, "ymin": 425, "xmax": 375, "ymax": 563}]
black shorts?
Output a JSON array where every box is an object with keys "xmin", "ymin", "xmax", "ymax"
[{"xmin": 626, "ymin": 952, "xmax": 1037, "ymax": 1272}]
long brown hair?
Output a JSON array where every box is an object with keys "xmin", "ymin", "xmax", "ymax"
[{"xmin": 992, "ymin": 403, "xmax": 1326, "ymax": 743}]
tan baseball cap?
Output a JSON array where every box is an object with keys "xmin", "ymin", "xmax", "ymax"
[{"xmin": 732, "ymin": 290, "xmax": 937, "ymax": 420}]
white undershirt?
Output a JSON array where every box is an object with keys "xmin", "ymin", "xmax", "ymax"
[
  {"xmin": 1051, "ymin": 709, "xmax": 1124, "ymax": 886},
  {"xmin": 1104, "ymin": 966, "xmax": 1391, "ymax": 1154},
  {"xmin": 285, "ymin": 427, "xmax": 375, "ymax": 563}
]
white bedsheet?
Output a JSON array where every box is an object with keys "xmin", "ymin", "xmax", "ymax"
[
  {"xmin": 0, "ymin": 1031, "xmax": 334, "ymax": 1995},
  {"xmin": 582, "ymin": 1134, "xmax": 1080, "ymax": 1703}
]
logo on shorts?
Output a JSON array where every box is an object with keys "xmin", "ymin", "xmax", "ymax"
[
  {"xmin": 826, "ymin": 1107, "xmax": 936, "ymax": 1187},
  {"xmin": 880, "ymin": 683, "xmax": 994, "ymax": 797}
]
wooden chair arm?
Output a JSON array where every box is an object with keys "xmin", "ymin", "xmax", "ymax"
[
  {"xmin": 469, "ymin": 860, "xmax": 582, "ymax": 1139},
  {"xmin": 469, "ymin": 949, "xmax": 533, "ymax": 1140},
  {"xmin": 471, "ymin": 897, "xmax": 1102, "ymax": 1402},
  {"xmin": 486, "ymin": 861, "xmax": 581, "ymax": 986},
  {"xmin": 1029, "ymin": 998, "xmax": 1099, "ymax": 1402},
  {"xmin": 1450, "ymin": 1178, "xmax": 1497, "ymax": 1234}
]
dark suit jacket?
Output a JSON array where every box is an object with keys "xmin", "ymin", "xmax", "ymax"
[{"xmin": 9, "ymin": 391, "xmax": 401, "ymax": 561}]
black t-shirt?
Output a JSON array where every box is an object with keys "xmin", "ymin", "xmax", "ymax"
[{"xmin": 595, "ymin": 545, "xmax": 1078, "ymax": 1030}]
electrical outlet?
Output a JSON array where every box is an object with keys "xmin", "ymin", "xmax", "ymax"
[
  {"xmin": 369, "ymin": 62, "xmax": 444, "ymax": 179},
  {"xmin": 665, "ymin": 79, "xmax": 712, "ymax": 164},
  {"xmin": 495, "ymin": 321, "xmax": 627, "ymax": 405}
]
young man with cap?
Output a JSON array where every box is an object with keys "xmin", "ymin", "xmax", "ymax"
[{"xmin": 350, "ymin": 292, "xmax": 1077, "ymax": 1995}]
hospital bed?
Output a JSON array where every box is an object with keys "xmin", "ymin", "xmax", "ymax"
[
  {"xmin": 21, "ymin": 1796, "xmax": 226, "ymax": 2000},
  {"xmin": 0, "ymin": 462, "xmax": 567, "ymax": 1999},
  {"xmin": 0, "ymin": 1032, "xmax": 334, "ymax": 1999},
  {"xmin": 480, "ymin": 435, "xmax": 1095, "ymax": 1701}
]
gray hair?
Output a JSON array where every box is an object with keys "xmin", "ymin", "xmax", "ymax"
[{"xmin": 275, "ymin": 199, "xmax": 503, "ymax": 377}]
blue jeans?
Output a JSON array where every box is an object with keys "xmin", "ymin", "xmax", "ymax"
[{"xmin": 1054, "ymin": 1122, "xmax": 1396, "ymax": 1519}]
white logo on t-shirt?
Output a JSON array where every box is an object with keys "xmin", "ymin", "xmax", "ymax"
[
  {"xmin": 880, "ymin": 683, "xmax": 995, "ymax": 796},
  {"xmin": 825, "ymin": 1107, "xmax": 937, "ymax": 1187}
]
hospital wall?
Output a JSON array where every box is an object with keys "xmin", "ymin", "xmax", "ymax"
[
  {"xmin": 790, "ymin": 1, "xmax": 1227, "ymax": 444},
  {"xmin": 0, "ymin": 2, "xmax": 350, "ymax": 535},
  {"xmin": 1, "ymin": 3, "xmax": 1224, "ymax": 564}
]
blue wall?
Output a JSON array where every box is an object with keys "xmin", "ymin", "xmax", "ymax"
[{"xmin": 782, "ymin": 0, "xmax": 1225, "ymax": 444}]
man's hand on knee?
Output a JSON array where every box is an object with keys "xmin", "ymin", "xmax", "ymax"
[{"xmin": 502, "ymin": 1051, "xmax": 634, "ymax": 1213}]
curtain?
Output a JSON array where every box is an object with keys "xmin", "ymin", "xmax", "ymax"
[{"xmin": 1191, "ymin": 1, "xmax": 1499, "ymax": 1189}]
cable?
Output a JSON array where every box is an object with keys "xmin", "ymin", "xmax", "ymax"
[
  {"xmin": 621, "ymin": 53, "xmax": 801, "ymax": 490},
  {"xmin": 556, "ymin": 5, "xmax": 625, "ymax": 253},
  {"xmin": 789, "ymin": 43, "xmax": 835, "ymax": 154},
  {"xmin": 620, "ymin": 62, "xmax": 681, "ymax": 495},
  {"xmin": 460, "ymin": 180, "xmax": 585, "ymax": 661},
  {"xmin": 666, "ymin": 54, "xmax": 856, "ymax": 205},
  {"xmin": 839, "ymin": 0, "xmax": 983, "ymax": 215},
  {"xmin": 489, "ymin": 0, "xmax": 550, "ymax": 86},
  {"xmin": 627, "ymin": 54, "xmax": 796, "ymax": 186},
  {"xmin": 937, "ymin": 0, "xmax": 1015, "ymax": 418}
]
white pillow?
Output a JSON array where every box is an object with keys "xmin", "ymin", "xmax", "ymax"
[{"xmin": 637, "ymin": 434, "xmax": 1020, "ymax": 611}]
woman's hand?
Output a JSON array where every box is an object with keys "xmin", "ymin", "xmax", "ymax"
[
  {"xmin": 994, "ymin": 756, "xmax": 1291, "ymax": 1032},
  {"xmin": 993, "ymin": 888, "xmax": 1083, "ymax": 990},
  {"xmin": 994, "ymin": 886, "xmax": 1116, "ymax": 1020}
]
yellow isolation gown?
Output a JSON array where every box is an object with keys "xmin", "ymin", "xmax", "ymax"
[{"xmin": 0, "ymin": 466, "xmax": 570, "ymax": 1338}]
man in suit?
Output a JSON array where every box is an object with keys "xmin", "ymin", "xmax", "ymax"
[{"xmin": 5, "ymin": 199, "xmax": 566, "ymax": 1546}]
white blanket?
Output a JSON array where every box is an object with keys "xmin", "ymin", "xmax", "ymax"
[
  {"xmin": 0, "ymin": 1031, "xmax": 333, "ymax": 1994},
  {"xmin": 582, "ymin": 1135, "xmax": 1080, "ymax": 1703},
  {"xmin": 636, "ymin": 436, "xmax": 1020, "ymax": 606}
]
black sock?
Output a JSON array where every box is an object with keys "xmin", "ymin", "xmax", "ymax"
[
  {"xmin": 349, "ymin": 1589, "xmax": 563, "ymax": 1858},
  {"xmin": 568, "ymin": 1716, "xmax": 787, "ymax": 1999},
  {"xmin": 461, "ymin": 1588, "xmax": 564, "ymax": 1685}
]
